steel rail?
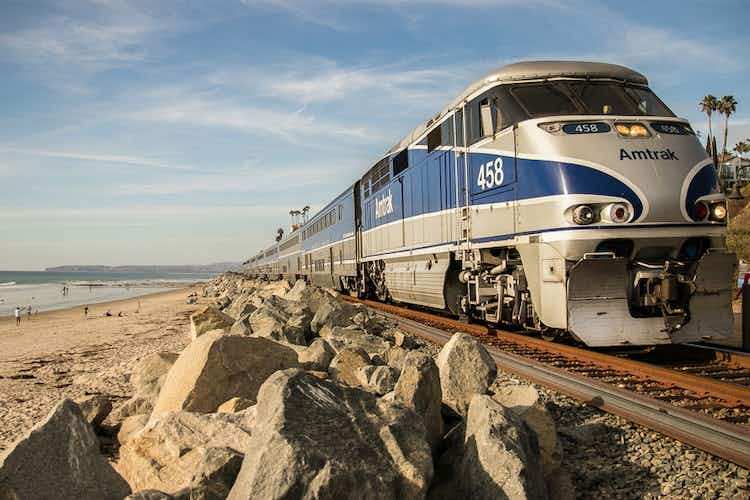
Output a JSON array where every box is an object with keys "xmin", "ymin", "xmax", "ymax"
[
  {"xmin": 343, "ymin": 296, "xmax": 750, "ymax": 407},
  {"xmin": 373, "ymin": 308, "xmax": 750, "ymax": 469}
]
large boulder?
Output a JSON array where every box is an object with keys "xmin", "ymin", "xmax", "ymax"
[
  {"xmin": 248, "ymin": 295, "xmax": 312, "ymax": 346},
  {"xmin": 430, "ymin": 395, "xmax": 547, "ymax": 500},
  {"xmin": 181, "ymin": 446, "xmax": 244, "ymax": 500},
  {"xmin": 111, "ymin": 395, "xmax": 153, "ymax": 424},
  {"xmin": 310, "ymin": 297, "xmax": 360, "ymax": 333},
  {"xmin": 190, "ymin": 307, "xmax": 235, "ymax": 340},
  {"xmin": 493, "ymin": 384, "xmax": 562, "ymax": 478},
  {"xmin": 329, "ymin": 347, "xmax": 371, "ymax": 386},
  {"xmin": 256, "ymin": 280, "xmax": 290, "ymax": 300},
  {"xmin": 360, "ymin": 365, "xmax": 399, "ymax": 395},
  {"xmin": 118, "ymin": 414, "xmax": 149, "ymax": 444},
  {"xmin": 394, "ymin": 351, "xmax": 443, "ymax": 452},
  {"xmin": 217, "ymin": 397, "xmax": 254, "ymax": 414},
  {"xmin": 320, "ymin": 325, "xmax": 392, "ymax": 358},
  {"xmin": 76, "ymin": 394, "xmax": 113, "ymax": 428},
  {"xmin": 117, "ymin": 409, "xmax": 254, "ymax": 494},
  {"xmin": 228, "ymin": 369, "xmax": 433, "ymax": 499},
  {"xmin": 225, "ymin": 295, "xmax": 257, "ymax": 321},
  {"xmin": 0, "ymin": 399, "xmax": 130, "ymax": 499},
  {"xmin": 151, "ymin": 331, "xmax": 299, "ymax": 417},
  {"xmin": 131, "ymin": 352, "xmax": 179, "ymax": 401},
  {"xmin": 298, "ymin": 338, "xmax": 336, "ymax": 371},
  {"xmin": 436, "ymin": 332, "xmax": 497, "ymax": 415},
  {"xmin": 283, "ymin": 279, "xmax": 307, "ymax": 302}
]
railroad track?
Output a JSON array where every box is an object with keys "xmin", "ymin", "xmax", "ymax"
[{"xmin": 341, "ymin": 295, "xmax": 750, "ymax": 469}]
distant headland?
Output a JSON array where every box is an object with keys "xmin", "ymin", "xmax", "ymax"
[{"xmin": 44, "ymin": 263, "xmax": 241, "ymax": 273}]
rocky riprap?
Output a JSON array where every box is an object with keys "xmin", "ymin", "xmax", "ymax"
[{"xmin": 1, "ymin": 272, "xmax": 748, "ymax": 499}]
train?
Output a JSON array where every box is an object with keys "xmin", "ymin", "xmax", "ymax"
[{"xmin": 244, "ymin": 60, "xmax": 736, "ymax": 347}]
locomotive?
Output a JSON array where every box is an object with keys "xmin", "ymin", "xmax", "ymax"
[{"xmin": 245, "ymin": 61, "xmax": 735, "ymax": 347}]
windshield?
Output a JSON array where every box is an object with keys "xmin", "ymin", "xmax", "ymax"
[{"xmin": 510, "ymin": 81, "xmax": 675, "ymax": 118}]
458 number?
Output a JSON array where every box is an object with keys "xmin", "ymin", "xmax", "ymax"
[{"xmin": 476, "ymin": 158, "xmax": 504, "ymax": 191}]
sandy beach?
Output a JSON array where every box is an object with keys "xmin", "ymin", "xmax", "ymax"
[{"xmin": 0, "ymin": 287, "xmax": 204, "ymax": 452}]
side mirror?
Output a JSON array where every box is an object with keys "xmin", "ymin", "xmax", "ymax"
[{"xmin": 480, "ymin": 98, "xmax": 495, "ymax": 137}]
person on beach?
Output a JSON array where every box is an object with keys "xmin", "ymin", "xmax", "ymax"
[
  {"xmin": 26, "ymin": 305, "xmax": 31, "ymax": 320},
  {"xmin": 84, "ymin": 306, "xmax": 89, "ymax": 319},
  {"xmin": 14, "ymin": 307, "xmax": 21, "ymax": 326}
]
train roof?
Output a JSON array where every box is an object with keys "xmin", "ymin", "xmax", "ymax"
[{"xmin": 386, "ymin": 60, "xmax": 648, "ymax": 155}]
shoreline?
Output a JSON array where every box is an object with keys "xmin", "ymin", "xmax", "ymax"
[
  {"xmin": 0, "ymin": 284, "xmax": 197, "ymax": 320},
  {"xmin": 0, "ymin": 286, "xmax": 205, "ymax": 451}
]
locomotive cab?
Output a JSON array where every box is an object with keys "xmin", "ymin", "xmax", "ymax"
[{"xmin": 456, "ymin": 64, "xmax": 735, "ymax": 346}]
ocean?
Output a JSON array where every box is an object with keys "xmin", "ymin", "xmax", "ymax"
[{"xmin": 0, "ymin": 270, "xmax": 216, "ymax": 317}]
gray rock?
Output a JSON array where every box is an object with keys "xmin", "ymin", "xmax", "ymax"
[
  {"xmin": 217, "ymin": 397, "xmax": 254, "ymax": 413},
  {"xmin": 366, "ymin": 365, "xmax": 400, "ymax": 395},
  {"xmin": 117, "ymin": 409, "xmax": 254, "ymax": 494},
  {"xmin": 125, "ymin": 490, "xmax": 174, "ymax": 500},
  {"xmin": 329, "ymin": 347, "xmax": 371, "ymax": 386},
  {"xmin": 110, "ymin": 395, "xmax": 153, "ymax": 423},
  {"xmin": 493, "ymin": 384, "xmax": 562, "ymax": 478},
  {"xmin": 227, "ymin": 369, "xmax": 433, "ymax": 500},
  {"xmin": 430, "ymin": 395, "xmax": 547, "ymax": 500},
  {"xmin": 394, "ymin": 351, "xmax": 443, "ymax": 452},
  {"xmin": 385, "ymin": 346, "xmax": 409, "ymax": 371},
  {"xmin": 76, "ymin": 394, "xmax": 113, "ymax": 428},
  {"xmin": 151, "ymin": 331, "xmax": 300, "ymax": 417},
  {"xmin": 320, "ymin": 325, "xmax": 392, "ymax": 358},
  {"xmin": 436, "ymin": 332, "xmax": 497, "ymax": 415},
  {"xmin": 183, "ymin": 447, "xmax": 244, "ymax": 500},
  {"xmin": 0, "ymin": 399, "xmax": 131, "ymax": 500},
  {"xmin": 118, "ymin": 414, "xmax": 149, "ymax": 444},
  {"xmin": 190, "ymin": 307, "xmax": 235, "ymax": 340},
  {"xmin": 283, "ymin": 279, "xmax": 308, "ymax": 302},
  {"xmin": 226, "ymin": 295, "xmax": 257, "ymax": 321},
  {"xmin": 310, "ymin": 297, "xmax": 359, "ymax": 333},
  {"xmin": 298, "ymin": 338, "xmax": 336, "ymax": 371},
  {"xmin": 131, "ymin": 352, "xmax": 179, "ymax": 401},
  {"xmin": 249, "ymin": 295, "xmax": 311, "ymax": 346},
  {"xmin": 229, "ymin": 314, "xmax": 253, "ymax": 336}
]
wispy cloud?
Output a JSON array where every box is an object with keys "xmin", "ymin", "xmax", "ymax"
[
  {"xmin": 0, "ymin": 147, "xmax": 196, "ymax": 171},
  {"xmin": 0, "ymin": 204, "xmax": 294, "ymax": 221}
]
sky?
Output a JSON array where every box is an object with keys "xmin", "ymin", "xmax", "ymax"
[{"xmin": 1, "ymin": 0, "xmax": 748, "ymax": 270}]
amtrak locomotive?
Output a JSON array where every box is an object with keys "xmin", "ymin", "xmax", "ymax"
[{"xmin": 246, "ymin": 61, "xmax": 735, "ymax": 347}]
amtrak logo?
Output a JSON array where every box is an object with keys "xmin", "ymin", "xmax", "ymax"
[
  {"xmin": 620, "ymin": 148, "xmax": 678, "ymax": 161},
  {"xmin": 375, "ymin": 189, "xmax": 394, "ymax": 219}
]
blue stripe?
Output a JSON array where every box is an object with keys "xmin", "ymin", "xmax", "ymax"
[
  {"xmin": 684, "ymin": 164, "xmax": 720, "ymax": 214},
  {"xmin": 361, "ymin": 152, "xmax": 645, "ymax": 232}
]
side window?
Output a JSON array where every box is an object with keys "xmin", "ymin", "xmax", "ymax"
[
  {"xmin": 455, "ymin": 109, "xmax": 464, "ymax": 146},
  {"xmin": 441, "ymin": 119, "xmax": 455, "ymax": 146},
  {"xmin": 338, "ymin": 205, "xmax": 342, "ymax": 221},
  {"xmin": 427, "ymin": 127, "xmax": 441, "ymax": 152},
  {"xmin": 393, "ymin": 149, "xmax": 409, "ymax": 176}
]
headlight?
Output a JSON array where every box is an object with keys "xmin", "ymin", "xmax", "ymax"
[
  {"xmin": 572, "ymin": 205, "xmax": 596, "ymax": 225},
  {"xmin": 615, "ymin": 122, "xmax": 651, "ymax": 138},
  {"xmin": 710, "ymin": 202, "xmax": 727, "ymax": 222},
  {"xmin": 608, "ymin": 203, "xmax": 631, "ymax": 223},
  {"xmin": 538, "ymin": 122, "xmax": 562, "ymax": 134},
  {"xmin": 691, "ymin": 201, "xmax": 708, "ymax": 221}
]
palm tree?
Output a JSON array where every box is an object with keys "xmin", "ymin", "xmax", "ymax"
[
  {"xmin": 700, "ymin": 95, "xmax": 720, "ymax": 158},
  {"xmin": 719, "ymin": 95, "xmax": 738, "ymax": 157},
  {"xmin": 302, "ymin": 205, "xmax": 310, "ymax": 223}
]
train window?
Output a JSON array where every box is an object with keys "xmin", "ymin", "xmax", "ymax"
[
  {"xmin": 455, "ymin": 109, "xmax": 464, "ymax": 146},
  {"xmin": 393, "ymin": 149, "xmax": 409, "ymax": 175},
  {"xmin": 511, "ymin": 84, "xmax": 579, "ymax": 117},
  {"xmin": 441, "ymin": 119, "xmax": 454, "ymax": 146},
  {"xmin": 427, "ymin": 127, "xmax": 441, "ymax": 152},
  {"xmin": 623, "ymin": 86, "xmax": 675, "ymax": 117},
  {"xmin": 567, "ymin": 82, "xmax": 634, "ymax": 115},
  {"xmin": 338, "ymin": 205, "xmax": 342, "ymax": 221},
  {"xmin": 371, "ymin": 158, "xmax": 390, "ymax": 192}
]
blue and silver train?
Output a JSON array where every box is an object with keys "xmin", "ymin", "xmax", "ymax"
[{"xmin": 245, "ymin": 61, "xmax": 735, "ymax": 347}]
